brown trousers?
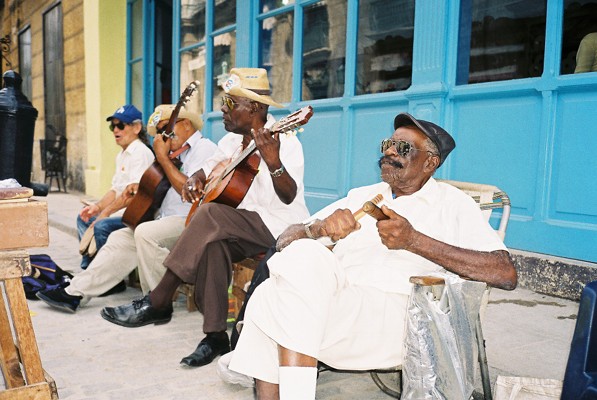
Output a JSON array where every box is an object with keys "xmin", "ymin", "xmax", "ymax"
[{"xmin": 163, "ymin": 203, "xmax": 275, "ymax": 332}]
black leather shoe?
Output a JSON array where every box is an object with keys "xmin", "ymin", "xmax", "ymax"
[
  {"xmin": 100, "ymin": 295, "xmax": 172, "ymax": 327},
  {"xmin": 180, "ymin": 333, "xmax": 231, "ymax": 367},
  {"xmin": 36, "ymin": 287, "xmax": 82, "ymax": 313},
  {"xmin": 98, "ymin": 280, "xmax": 127, "ymax": 297}
]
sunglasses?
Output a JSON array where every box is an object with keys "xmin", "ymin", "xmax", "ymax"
[
  {"xmin": 221, "ymin": 96, "xmax": 237, "ymax": 111},
  {"xmin": 156, "ymin": 119, "xmax": 184, "ymax": 136},
  {"xmin": 109, "ymin": 121, "xmax": 129, "ymax": 132},
  {"xmin": 380, "ymin": 139, "xmax": 437, "ymax": 157}
]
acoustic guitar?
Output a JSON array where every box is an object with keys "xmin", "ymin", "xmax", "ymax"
[
  {"xmin": 122, "ymin": 80, "xmax": 200, "ymax": 230},
  {"xmin": 185, "ymin": 105, "xmax": 314, "ymax": 226}
]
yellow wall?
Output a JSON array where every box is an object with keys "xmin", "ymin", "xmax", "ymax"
[{"xmin": 84, "ymin": 0, "xmax": 128, "ymax": 197}]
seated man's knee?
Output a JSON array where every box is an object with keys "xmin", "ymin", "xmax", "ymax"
[{"xmin": 270, "ymin": 239, "xmax": 339, "ymax": 282}]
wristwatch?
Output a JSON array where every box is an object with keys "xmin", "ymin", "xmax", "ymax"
[{"xmin": 270, "ymin": 164, "xmax": 285, "ymax": 178}]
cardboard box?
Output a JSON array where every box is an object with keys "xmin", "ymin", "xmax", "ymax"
[{"xmin": 0, "ymin": 199, "xmax": 49, "ymax": 250}]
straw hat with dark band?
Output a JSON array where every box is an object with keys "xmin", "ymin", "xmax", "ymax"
[
  {"xmin": 147, "ymin": 104, "xmax": 203, "ymax": 137},
  {"xmin": 222, "ymin": 68, "xmax": 284, "ymax": 109}
]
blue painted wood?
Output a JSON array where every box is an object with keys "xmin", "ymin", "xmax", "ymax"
[{"xmin": 128, "ymin": 0, "xmax": 597, "ymax": 263}]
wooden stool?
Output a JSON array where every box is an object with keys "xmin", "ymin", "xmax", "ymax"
[
  {"xmin": 174, "ymin": 283, "xmax": 197, "ymax": 312},
  {"xmin": 0, "ymin": 250, "xmax": 58, "ymax": 399},
  {"xmin": 172, "ymin": 253, "xmax": 266, "ymax": 315},
  {"xmin": 231, "ymin": 254, "xmax": 265, "ymax": 318}
]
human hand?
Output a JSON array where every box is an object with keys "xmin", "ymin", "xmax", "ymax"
[
  {"xmin": 79, "ymin": 204, "xmax": 100, "ymax": 223},
  {"xmin": 123, "ymin": 183, "xmax": 139, "ymax": 200},
  {"xmin": 376, "ymin": 205, "xmax": 417, "ymax": 250},
  {"xmin": 153, "ymin": 136, "xmax": 172, "ymax": 163},
  {"xmin": 252, "ymin": 127, "xmax": 281, "ymax": 168},
  {"xmin": 182, "ymin": 172, "xmax": 205, "ymax": 203},
  {"xmin": 314, "ymin": 209, "xmax": 361, "ymax": 242}
]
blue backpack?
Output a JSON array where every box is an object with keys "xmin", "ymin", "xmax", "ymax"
[{"xmin": 22, "ymin": 254, "xmax": 73, "ymax": 300}]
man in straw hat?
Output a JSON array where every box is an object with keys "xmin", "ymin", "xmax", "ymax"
[
  {"xmin": 101, "ymin": 67, "xmax": 310, "ymax": 369},
  {"xmin": 226, "ymin": 113, "xmax": 516, "ymax": 399},
  {"xmin": 37, "ymin": 104, "xmax": 218, "ymax": 313}
]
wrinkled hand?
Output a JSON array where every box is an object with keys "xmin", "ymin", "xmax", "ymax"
[
  {"xmin": 315, "ymin": 209, "xmax": 361, "ymax": 242},
  {"xmin": 377, "ymin": 205, "xmax": 417, "ymax": 250},
  {"xmin": 153, "ymin": 136, "xmax": 172, "ymax": 163},
  {"xmin": 252, "ymin": 127, "xmax": 281, "ymax": 168},
  {"xmin": 79, "ymin": 204, "xmax": 100, "ymax": 223},
  {"xmin": 182, "ymin": 173, "xmax": 205, "ymax": 203}
]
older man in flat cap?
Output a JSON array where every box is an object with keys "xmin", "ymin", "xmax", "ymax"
[
  {"xmin": 37, "ymin": 104, "xmax": 217, "ymax": 312},
  {"xmin": 101, "ymin": 68, "xmax": 310, "ymax": 369},
  {"xmin": 227, "ymin": 113, "xmax": 517, "ymax": 400}
]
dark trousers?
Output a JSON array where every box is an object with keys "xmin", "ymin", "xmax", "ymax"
[{"xmin": 163, "ymin": 203, "xmax": 275, "ymax": 333}]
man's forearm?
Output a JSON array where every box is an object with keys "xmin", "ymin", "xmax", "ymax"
[{"xmin": 406, "ymin": 231, "xmax": 517, "ymax": 290}]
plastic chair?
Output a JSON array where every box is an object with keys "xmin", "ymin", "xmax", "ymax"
[{"xmin": 346, "ymin": 180, "xmax": 511, "ymax": 399}]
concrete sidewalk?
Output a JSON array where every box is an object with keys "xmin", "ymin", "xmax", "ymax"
[{"xmin": 17, "ymin": 191, "xmax": 579, "ymax": 399}]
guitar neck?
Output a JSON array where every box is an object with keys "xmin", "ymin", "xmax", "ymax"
[{"xmin": 217, "ymin": 108, "xmax": 310, "ymax": 181}]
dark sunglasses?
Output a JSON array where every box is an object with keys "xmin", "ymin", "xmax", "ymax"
[
  {"xmin": 109, "ymin": 121, "xmax": 129, "ymax": 132},
  {"xmin": 221, "ymin": 96, "xmax": 237, "ymax": 111},
  {"xmin": 380, "ymin": 139, "xmax": 437, "ymax": 157}
]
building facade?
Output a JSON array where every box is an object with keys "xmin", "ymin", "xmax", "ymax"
[{"xmin": 1, "ymin": 1, "xmax": 596, "ymax": 282}]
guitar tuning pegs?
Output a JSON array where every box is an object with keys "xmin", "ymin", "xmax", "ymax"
[{"xmin": 298, "ymin": 128, "xmax": 304, "ymax": 133}]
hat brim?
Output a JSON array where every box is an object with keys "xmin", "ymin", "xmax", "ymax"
[
  {"xmin": 147, "ymin": 109, "xmax": 203, "ymax": 137},
  {"xmin": 227, "ymin": 86, "xmax": 284, "ymax": 108}
]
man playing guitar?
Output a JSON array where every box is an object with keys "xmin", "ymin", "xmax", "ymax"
[
  {"xmin": 36, "ymin": 104, "xmax": 217, "ymax": 313},
  {"xmin": 101, "ymin": 68, "xmax": 310, "ymax": 370}
]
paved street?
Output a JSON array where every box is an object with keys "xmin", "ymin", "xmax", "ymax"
[{"xmin": 4, "ymin": 191, "xmax": 580, "ymax": 399}]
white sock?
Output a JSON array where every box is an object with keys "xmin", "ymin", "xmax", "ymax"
[{"xmin": 279, "ymin": 366, "xmax": 317, "ymax": 400}]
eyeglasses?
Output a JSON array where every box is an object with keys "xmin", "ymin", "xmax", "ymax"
[
  {"xmin": 156, "ymin": 119, "xmax": 184, "ymax": 135},
  {"xmin": 109, "ymin": 121, "xmax": 128, "ymax": 132},
  {"xmin": 221, "ymin": 96, "xmax": 237, "ymax": 111},
  {"xmin": 380, "ymin": 139, "xmax": 437, "ymax": 157}
]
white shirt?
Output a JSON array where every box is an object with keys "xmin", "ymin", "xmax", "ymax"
[
  {"xmin": 109, "ymin": 139, "xmax": 154, "ymax": 216},
  {"xmin": 199, "ymin": 131, "xmax": 310, "ymax": 238},
  {"xmin": 308, "ymin": 177, "xmax": 507, "ymax": 295},
  {"xmin": 110, "ymin": 139, "xmax": 154, "ymax": 197},
  {"xmin": 158, "ymin": 131, "xmax": 218, "ymax": 218}
]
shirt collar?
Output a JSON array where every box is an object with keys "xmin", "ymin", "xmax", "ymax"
[
  {"xmin": 123, "ymin": 138, "xmax": 142, "ymax": 154},
  {"xmin": 388, "ymin": 176, "xmax": 440, "ymax": 205},
  {"xmin": 183, "ymin": 130, "xmax": 204, "ymax": 149}
]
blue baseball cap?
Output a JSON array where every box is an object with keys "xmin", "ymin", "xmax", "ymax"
[{"xmin": 106, "ymin": 104, "xmax": 143, "ymax": 124}]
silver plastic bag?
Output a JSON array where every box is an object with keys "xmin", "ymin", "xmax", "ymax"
[{"xmin": 402, "ymin": 273, "xmax": 486, "ymax": 400}]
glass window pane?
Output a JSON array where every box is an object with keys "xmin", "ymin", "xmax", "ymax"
[
  {"xmin": 180, "ymin": 0, "xmax": 206, "ymax": 47},
  {"xmin": 180, "ymin": 47, "xmax": 206, "ymax": 116},
  {"xmin": 155, "ymin": 1, "xmax": 173, "ymax": 105},
  {"xmin": 131, "ymin": 0, "xmax": 143, "ymax": 59},
  {"xmin": 260, "ymin": 0, "xmax": 295, "ymax": 13},
  {"xmin": 18, "ymin": 27, "xmax": 32, "ymax": 100},
  {"xmin": 212, "ymin": 31, "xmax": 236, "ymax": 111},
  {"xmin": 131, "ymin": 61, "xmax": 143, "ymax": 111},
  {"xmin": 458, "ymin": 0, "xmax": 546, "ymax": 84},
  {"xmin": 214, "ymin": 0, "xmax": 236, "ymax": 31},
  {"xmin": 259, "ymin": 12, "xmax": 293, "ymax": 103},
  {"xmin": 302, "ymin": 1, "xmax": 347, "ymax": 101},
  {"xmin": 562, "ymin": 0, "xmax": 597, "ymax": 74},
  {"xmin": 356, "ymin": 0, "xmax": 413, "ymax": 95}
]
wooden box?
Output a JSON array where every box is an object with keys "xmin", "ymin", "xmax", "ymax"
[{"xmin": 0, "ymin": 200, "xmax": 49, "ymax": 250}]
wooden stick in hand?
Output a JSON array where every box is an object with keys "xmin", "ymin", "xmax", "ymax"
[{"xmin": 362, "ymin": 200, "xmax": 389, "ymax": 221}]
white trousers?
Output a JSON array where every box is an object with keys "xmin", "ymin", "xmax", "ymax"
[
  {"xmin": 229, "ymin": 239, "xmax": 408, "ymax": 384},
  {"xmin": 67, "ymin": 216, "xmax": 185, "ymax": 298}
]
